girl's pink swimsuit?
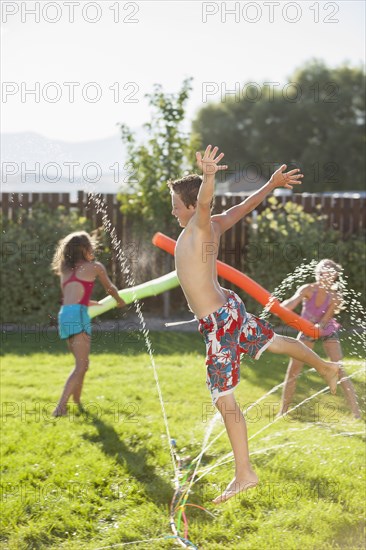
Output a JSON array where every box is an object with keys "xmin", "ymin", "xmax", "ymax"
[
  {"xmin": 58, "ymin": 271, "xmax": 95, "ymax": 340},
  {"xmin": 62, "ymin": 271, "xmax": 94, "ymax": 306},
  {"xmin": 301, "ymin": 288, "xmax": 340, "ymax": 339}
]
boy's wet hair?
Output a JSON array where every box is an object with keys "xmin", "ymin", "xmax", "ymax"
[
  {"xmin": 52, "ymin": 231, "xmax": 96, "ymax": 275},
  {"xmin": 168, "ymin": 173, "xmax": 214, "ymax": 210}
]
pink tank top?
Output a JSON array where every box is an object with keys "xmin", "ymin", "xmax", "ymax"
[
  {"xmin": 62, "ymin": 270, "xmax": 94, "ymax": 306},
  {"xmin": 301, "ymin": 288, "xmax": 340, "ymax": 336}
]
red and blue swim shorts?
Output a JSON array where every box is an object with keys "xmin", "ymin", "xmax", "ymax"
[{"xmin": 198, "ymin": 291, "xmax": 274, "ymax": 403}]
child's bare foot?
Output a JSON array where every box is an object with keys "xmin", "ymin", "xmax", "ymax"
[
  {"xmin": 320, "ymin": 362, "xmax": 341, "ymax": 395},
  {"xmin": 52, "ymin": 406, "xmax": 67, "ymax": 417},
  {"xmin": 213, "ymin": 471, "xmax": 258, "ymax": 505}
]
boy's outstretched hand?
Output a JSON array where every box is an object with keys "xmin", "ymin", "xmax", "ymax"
[
  {"xmin": 196, "ymin": 145, "xmax": 228, "ymax": 176},
  {"xmin": 269, "ymin": 164, "xmax": 303, "ymax": 189}
]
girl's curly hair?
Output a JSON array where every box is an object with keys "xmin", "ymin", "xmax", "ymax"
[{"xmin": 52, "ymin": 231, "xmax": 96, "ymax": 275}]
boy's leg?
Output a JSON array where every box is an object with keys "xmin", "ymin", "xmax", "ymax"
[
  {"xmin": 267, "ymin": 334, "xmax": 340, "ymax": 394},
  {"xmin": 279, "ymin": 335, "xmax": 313, "ymax": 414},
  {"xmin": 279, "ymin": 359, "xmax": 305, "ymax": 414},
  {"xmin": 323, "ymin": 339, "xmax": 361, "ymax": 418},
  {"xmin": 212, "ymin": 392, "xmax": 258, "ymax": 504}
]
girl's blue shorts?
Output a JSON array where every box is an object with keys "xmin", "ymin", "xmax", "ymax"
[{"xmin": 58, "ymin": 304, "xmax": 92, "ymax": 340}]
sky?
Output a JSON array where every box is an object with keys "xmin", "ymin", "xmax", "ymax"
[{"xmin": 1, "ymin": 0, "xmax": 365, "ymax": 142}]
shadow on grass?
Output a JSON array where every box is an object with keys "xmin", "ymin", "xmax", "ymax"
[
  {"xmin": 82, "ymin": 410, "xmax": 173, "ymax": 506},
  {"xmin": 1, "ymin": 331, "xmax": 204, "ymax": 357}
]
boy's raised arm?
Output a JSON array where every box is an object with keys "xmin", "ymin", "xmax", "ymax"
[
  {"xmin": 212, "ymin": 164, "xmax": 303, "ymax": 234},
  {"xmin": 194, "ymin": 145, "xmax": 228, "ymax": 229}
]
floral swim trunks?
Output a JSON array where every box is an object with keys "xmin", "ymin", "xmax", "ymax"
[{"xmin": 198, "ymin": 291, "xmax": 274, "ymax": 403}]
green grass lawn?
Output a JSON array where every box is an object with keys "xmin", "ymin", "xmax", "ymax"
[{"xmin": 1, "ymin": 330, "xmax": 365, "ymax": 549}]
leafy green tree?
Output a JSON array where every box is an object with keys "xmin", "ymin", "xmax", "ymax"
[
  {"xmin": 118, "ymin": 78, "xmax": 197, "ymax": 235},
  {"xmin": 193, "ymin": 60, "xmax": 365, "ymax": 191}
]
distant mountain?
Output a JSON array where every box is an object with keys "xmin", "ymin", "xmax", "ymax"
[
  {"xmin": 0, "ymin": 131, "xmax": 151, "ymax": 195},
  {"xmin": 1, "ymin": 131, "xmax": 125, "ymax": 171}
]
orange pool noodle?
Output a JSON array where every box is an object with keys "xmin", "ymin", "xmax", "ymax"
[{"xmin": 152, "ymin": 232, "xmax": 320, "ymax": 339}]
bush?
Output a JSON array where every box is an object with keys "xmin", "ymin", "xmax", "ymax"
[
  {"xmin": 245, "ymin": 197, "xmax": 365, "ymax": 320},
  {"xmin": 1, "ymin": 204, "xmax": 112, "ymax": 324}
]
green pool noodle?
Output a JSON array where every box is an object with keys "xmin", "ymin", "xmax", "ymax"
[{"xmin": 88, "ymin": 270, "xmax": 180, "ymax": 319}]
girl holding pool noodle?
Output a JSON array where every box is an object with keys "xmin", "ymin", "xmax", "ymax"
[
  {"xmin": 279, "ymin": 259, "xmax": 361, "ymax": 418},
  {"xmin": 52, "ymin": 231, "xmax": 126, "ymax": 417}
]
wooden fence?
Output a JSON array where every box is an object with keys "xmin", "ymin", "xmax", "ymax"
[
  {"xmin": 1, "ymin": 191, "xmax": 365, "ymax": 284},
  {"xmin": 1, "ymin": 191, "xmax": 365, "ymax": 232}
]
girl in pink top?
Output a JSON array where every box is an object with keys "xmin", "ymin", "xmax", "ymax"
[
  {"xmin": 52, "ymin": 231, "xmax": 126, "ymax": 417},
  {"xmin": 279, "ymin": 259, "xmax": 360, "ymax": 418}
]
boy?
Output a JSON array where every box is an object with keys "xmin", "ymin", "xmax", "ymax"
[{"xmin": 168, "ymin": 145, "xmax": 340, "ymax": 504}]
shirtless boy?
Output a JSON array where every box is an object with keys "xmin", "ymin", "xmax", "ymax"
[{"xmin": 168, "ymin": 145, "xmax": 341, "ymax": 504}]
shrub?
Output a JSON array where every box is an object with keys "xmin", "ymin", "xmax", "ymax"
[
  {"xmin": 245, "ymin": 197, "xmax": 365, "ymax": 320},
  {"xmin": 1, "ymin": 204, "xmax": 112, "ymax": 324}
]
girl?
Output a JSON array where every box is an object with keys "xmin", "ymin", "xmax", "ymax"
[
  {"xmin": 279, "ymin": 259, "xmax": 360, "ymax": 418},
  {"xmin": 52, "ymin": 231, "xmax": 125, "ymax": 416}
]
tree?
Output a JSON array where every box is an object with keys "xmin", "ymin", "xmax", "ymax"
[
  {"xmin": 192, "ymin": 60, "xmax": 365, "ymax": 191},
  {"xmin": 117, "ymin": 78, "xmax": 197, "ymax": 235},
  {"xmin": 117, "ymin": 79, "xmax": 197, "ymax": 313}
]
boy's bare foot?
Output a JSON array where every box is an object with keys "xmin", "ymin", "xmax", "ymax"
[
  {"xmin": 213, "ymin": 471, "xmax": 259, "ymax": 505},
  {"xmin": 320, "ymin": 362, "xmax": 341, "ymax": 395},
  {"xmin": 52, "ymin": 406, "xmax": 67, "ymax": 417}
]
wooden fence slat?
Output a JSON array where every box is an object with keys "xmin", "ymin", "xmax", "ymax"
[
  {"xmin": 116, "ymin": 201, "xmax": 123, "ymax": 240},
  {"xmin": 51, "ymin": 193, "xmax": 60, "ymax": 210},
  {"xmin": 41, "ymin": 193, "xmax": 49, "ymax": 207},
  {"xmin": 85, "ymin": 193, "xmax": 94, "ymax": 223},
  {"xmin": 322, "ymin": 196, "xmax": 333, "ymax": 230},
  {"xmin": 32, "ymin": 193, "xmax": 40, "ymax": 206},
  {"xmin": 106, "ymin": 194, "xmax": 115, "ymax": 227},
  {"xmin": 331, "ymin": 195, "xmax": 342, "ymax": 232},
  {"xmin": 1, "ymin": 193, "xmax": 10, "ymax": 218},
  {"xmin": 361, "ymin": 199, "xmax": 366, "ymax": 232},
  {"xmin": 94, "ymin": 193, "xmax": 104, "ymax": 228},
  {"xmin": 301, "ymin": 194, "xmax": 312, "ymax": 213},
  {"xmin": 61, "ymin": 193, "xmax": 70, "ymax": 213},
  {"xmin": 77, "ymin": 191, "xmax": 84, "ymax": 214}
]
